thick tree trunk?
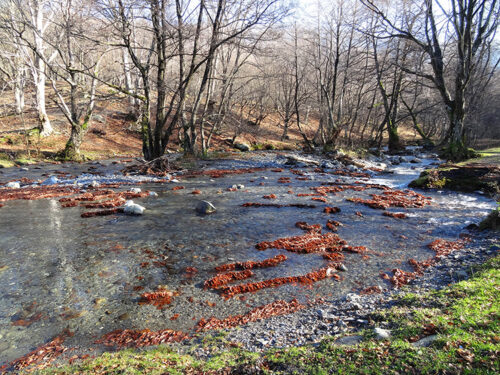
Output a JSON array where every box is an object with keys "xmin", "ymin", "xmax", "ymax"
[
  {"xmin": 62, "ymin": 120, "xmax": 88, "ymax": 160},
  {"xmin": 387, "ymin": 122, "xmax": 402, "ymax": 153},
  {"xmin": 442, "ymin": 107, "xmax": 470, "ymax": 161}
]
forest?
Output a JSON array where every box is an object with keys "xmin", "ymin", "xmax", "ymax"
[{"xmin": 0, "ymin": 0, "xmax": 498, "ymax": 161}]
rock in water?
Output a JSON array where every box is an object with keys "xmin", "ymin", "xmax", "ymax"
[
  {"xmin": 41, "ymin": 176, "xmax": 58, "ymax": 185},
  {"xmin": 129, "ymin": 187, "xmax": 142, "ymax": 193},
  {"xmin": 234, "ymin": 143, "xmax": 250, "ymax": 152},
  {"xmin": 374, "ymin": 327, "xmax": 391, "ymax": 340},
  {"xmin": 149, "ymin": 191, "xmax": 158, "ymax": 197},
  {"xmin": 123, "ymin": 200, "xmax": 145, "ymax": 215},
  {"xmin": 196, "ymin": 200, "xmax": 216, "ymax": 214},
  {"xmin": 5, "ymin": 181, "xmax": 20, "ymax": 188}
]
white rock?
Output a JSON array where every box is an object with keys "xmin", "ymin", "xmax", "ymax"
[
  {"xmin": 21, "ymin": 167, "xmax": 29, "ymax": 171},
  {"xmin": 5, "ymin": 181, "xmax": 20, "ymax": 189},
  {"xmin": 149, "ymin": 191, "xmax": 158, "ymax": 197},
  {"xmin": 171, "ymin": 179, "xmax": 180, "ymax": 183},
  {"xmin": 90, "ymin": 180, "xmax": 100, "ymax": 188},
  {"xmin": 326, "ymin": 267, "xmax": 336, "ymax": 277},
  {"xmin": 123, "ymin": 201, "xmax": 145, "ymax": 215},
  {"xmin": 374, "ymin": 327, "xmax": 391, "ymax": 340},
  {"xmin": 237, "ymin": 184, "xmax": 245, "ymax": 189},
  {"xmin": 124, "ymin": 200, "xmax": 135, "ymax": 207},
  {"xmin": 129, "ymin": 187, "xmax": 142, "ymax": 193},
  {"xmin": 41, "ymin": 176, "xmax": 58, "ymax": 185}
]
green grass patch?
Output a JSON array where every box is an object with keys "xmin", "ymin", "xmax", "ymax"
[{"xmin": 35, "ymin": 256, "xmax": 500, "ymax": 374}]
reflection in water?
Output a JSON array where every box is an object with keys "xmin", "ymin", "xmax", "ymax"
[{"xmin": 0, "ymin": 154, "xmax": 496, "ymax": 365}]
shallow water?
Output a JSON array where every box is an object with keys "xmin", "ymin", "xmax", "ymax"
[{"xmin": 0, "ymin": 152, "xmax": 496, "ymax": 364}]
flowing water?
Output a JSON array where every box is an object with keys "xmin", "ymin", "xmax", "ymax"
[{"xmin": 0, "ymin": 152, "xmax": 496, "ymax": 364}]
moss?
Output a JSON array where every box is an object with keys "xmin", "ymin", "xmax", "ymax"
[
  {"xmin": 409, "ymin": 166, "xmax": 499, "ymax": 196},
  {"xmin": 479, "ymin": 207, "xmax": 500, "ymax": 231}
]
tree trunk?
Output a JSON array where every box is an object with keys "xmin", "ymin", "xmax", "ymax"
[
  {"xmin": 63, "ymin": 120, "xmax": 88, "ymax": 160},
  {"xmin": 14, "ymin": 70, "xmax": 25, "ymax": 115},
  {"xmin": 32, "ymin": 0, "xmax": 53, "ymax": 136},
  {"xmin": 443, "ymin": 106, "xmax": 470, "ymax": 161}
]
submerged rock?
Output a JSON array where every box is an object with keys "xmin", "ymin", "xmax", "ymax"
[
  {"xmin": 41, "ymin": 176, "xmax": 58, "ymax": 185},
  {"xmin": 196, "ymin": 200, "xmax": 216, "ymax": 214},
  {"xmin": 129, "ymin": 187, "xmax": 142, "ymax": 193}
]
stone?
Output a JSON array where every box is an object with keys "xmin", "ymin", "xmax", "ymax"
[
  {"xmin": 338, "ymin": 264, "xmax": 348, "ymax": 272},
  {"xmin": 149, "ymin": 191, "xmax": 158, "ymax": 197},
  {"xmin": 123, "ymin": 200, "xmax": 145, "ymax": 215},
  {"xmin": 374, "ymin": 327, "xmax": 391, "ymax": 339},
  {"xmin": 93, "ymin": 114, "xmax": 106, "ymax": 123},
  {"xmin": 90, "ymin": 180, "xmax": 100, "ymax": 188},
  {"xmin": 286, "ymin": 154, "xmax": 320, "ymax": 166},
  {"xmin": 333, "ymin": 335, "xmax": 363, "ymax": 346},
  {"xmin": 454, "ymin": 270, "xmax": 468, "ymax": 280},
  {"xmin": 196, "ymin": 200, "xmax": 216, "ymax": 214},
  {"xmin": 234, "ymin": 142, "xmax": 250, "ymax": 152},
  {"xmin": 0, "ymin": 341, "xmax": 11, "ymax": 352},
  {"xmin": 237, "ymin": 184, "xmax": 245, "ymax": 189},
  {"xmin": 412, "ymin": 334, "xmax": 438, "ymax": 347},
  {"xmin": 255, "ymin": 338, "xmax": 269, "ymax": 347},
  {"xmin": 94, "ymin": 297, "xmax": 106, "ymax": 307},
  {"xmin": 344, "ymin": 293, "xmax": 360, "ymax": 302},
  {"xmin": 21, "ymin": 167, "xmax": 29, "ymax": 171},
  {"xmin": 5, "ymin": 181, "xmax": 20, "ymax": 188},
  {"xmin": 317, "ymin": 309, "xmax": 335, "ymax": 320},
  {"xmin": 129, "ymin": 187, "xmax": 141, "ymax": 193},
  {"xmin": 41, "ymin": 176, "xmax": 58, "ymax": 185}
]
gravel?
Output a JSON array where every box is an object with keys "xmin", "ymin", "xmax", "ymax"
[{"xmin": 178, "ymin": 232, "xmax": 498, "ymax": 355}]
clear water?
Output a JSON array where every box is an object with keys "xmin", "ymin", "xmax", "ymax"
[{"xmin": 0, "ymin": 153, "xmax": 496, "ymax": 364}]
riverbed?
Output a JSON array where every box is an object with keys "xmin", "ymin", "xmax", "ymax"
[{"xmin": 0, "ymin": 150, "xmax": 496, "ymax": 366}]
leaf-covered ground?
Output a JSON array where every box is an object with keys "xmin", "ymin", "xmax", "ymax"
[{"xmin": 31, "ymin": 249, "xmax": 500, "ymax": 375}]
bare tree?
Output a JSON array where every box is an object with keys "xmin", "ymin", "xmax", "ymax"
[
  {"xmin": 361, "ymin": 0, "xmax": 500, "ymax": 160},
  {"xmin": 8, "ymin": 0, "xmax": 55, "ymax": 136}
]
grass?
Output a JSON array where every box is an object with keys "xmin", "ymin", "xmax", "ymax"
[
  {"xmin": 457, "ymin": 147, "xmax": 500, "ymax": 166},
  {"xmin": 33, "ymin": 252, "xmax": 500, "ymax": 374}
]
